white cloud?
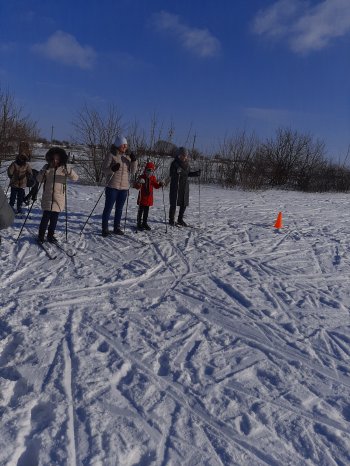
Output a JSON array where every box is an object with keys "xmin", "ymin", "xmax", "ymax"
[
  {"xmin": 252, "ymin": 0, "xmax": 304, "ymax": 36},
  {"xmin": 153, "ymin": 11, "xmax": 221, "ymax": 58},
  {"xmin": 32, "ymin": 31, "xmax": 96, "ymax": 69},
  {"xmin": 252, "ymin": 0, "xmax": 350, "ymax": 54}
]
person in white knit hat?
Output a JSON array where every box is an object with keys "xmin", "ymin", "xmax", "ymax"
[{"xmin": 101, "ymin": 135, "xmax": 138, "ymax": 236}]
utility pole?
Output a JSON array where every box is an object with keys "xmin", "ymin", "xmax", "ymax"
[
  {"xmin": 191, "ymin": 133, "xmax": 196, "ymax": 157},
  {"xmin": 51, "ymin": 125, "xmax": 54, "ymax": 144}
]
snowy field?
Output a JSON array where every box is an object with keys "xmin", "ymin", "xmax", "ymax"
[{"xmin": 1, "ymin": 179, "xmax": 350, "ymax": 466}]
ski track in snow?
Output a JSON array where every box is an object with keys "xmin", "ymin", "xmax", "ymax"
[{"xmin": 1, "ymin": 185, "xmax": 350, "ymax": 465}]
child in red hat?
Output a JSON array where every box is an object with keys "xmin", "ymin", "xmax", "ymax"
[{"xmin": 134, "ymin": 162, "xmax": 163, "ymax": 230}]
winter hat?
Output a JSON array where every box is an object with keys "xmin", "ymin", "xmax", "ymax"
[
  {"xmin": 15, "ymin": 154, "xmax": 28, "ymax": 166},
  {"xmin": 175, "ymin": 146, "xmax": 188, "ymax": 158},
  {"xmin": 45, "ymin": 147, "xmax": 68, "ymax": 165},
  {"xmin": 18, "ymin": 141, "xmax": 31, "ymax": 159},
  {"xmin": 114, "ymin": 135, "xmax": 128, "ymax": 147},
  {"xmin": 145, "ymin": 162, "xmax": 155, "ymax": 171}
]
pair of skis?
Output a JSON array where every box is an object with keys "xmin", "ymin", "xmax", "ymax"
[{"xmin": 36, "ymin": 238, "xmax": 76, "ymax": 260}]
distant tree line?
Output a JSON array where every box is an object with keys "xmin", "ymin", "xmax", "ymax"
[
  {"xmin": 198, "ymin": 128, "xmax": 350, "ymax": 192},
  {"xmin": 1, "ymin": 85, "xmax": 350, "ymax": 192}
]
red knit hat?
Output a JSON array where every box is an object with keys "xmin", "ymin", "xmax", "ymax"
[{"xmin": 145, "ymin": 162, "xmax": 155, "ymax": 171}]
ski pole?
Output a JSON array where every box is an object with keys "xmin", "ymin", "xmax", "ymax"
[
  {"xmin": 162, "ymin": 186, "xmax": 167, "ymax": 233},
  {"xmin": 173, "ymin": 169, "xmax": 180, "ymax": 222},
  {"xmin": 50, "ymin": 167, "xmax": 57, "ymax": 211},
  {"xmin": 198, "ymin": 168, "xmax": 201, "ymax": 228},
  {"xmin": 123, "ymin": 189, "xmax": 130, "ymax": 233},
  {"xmin": 16, "ymin": 180, "xmax": 44, "ymax": 243},
  {"xmin": 80, "ymin": 172, "xmax": 114, "ymax": 235},
  {"xmin": 64, "ymin": 173, "xmax": 68, "ymax": 242}
]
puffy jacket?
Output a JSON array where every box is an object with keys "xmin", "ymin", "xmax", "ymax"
[
  {"xmin": 134, "ymin": 174, "xmax": 161, "ymax": 207},
  {"xmin": 7, "ymin": 159, "xmax": 32, "ymax": 189},
  {"xmin": 37, "ymin": 164, "xmax": 79, "ymax": 212},
  {"xmin": 102, "ymin": 152, "xmax": 137, "ymax": 190}
]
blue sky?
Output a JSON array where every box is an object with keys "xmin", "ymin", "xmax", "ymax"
[{"xmin": 1, "ymin": 0, "xmax": 349, "ymax": 160}]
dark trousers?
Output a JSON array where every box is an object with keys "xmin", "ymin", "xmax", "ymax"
[
  {"xmin": 9, "ymin": 187, "xmax": 25, "ymax": 213},
  {"xmin": 137, "ymin": 205, "xmax": 150, "ymax": 226},
  {"xmin": 102, "ymin": 187, "xmax": 128, "ymax": 232},
  {"xmin": 169, "ymin": 205, "xmax": 186, "ymax": 223},
  {"xmin": 39, "ymin": 211, "xmax": 60, "ymax": 240}
]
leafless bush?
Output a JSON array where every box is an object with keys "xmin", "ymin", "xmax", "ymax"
[
  {"xmin": 217, "ymin": 131, "xmax": 260, "ymax": 188},
  {"xmin": 254, "ymin": 128, "xmax": 327, "ymax": 190}
]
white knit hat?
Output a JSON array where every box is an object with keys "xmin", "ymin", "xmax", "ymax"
[{"xmin": 114, "ymin": 135, "xmax": 128, "ymax": 147}]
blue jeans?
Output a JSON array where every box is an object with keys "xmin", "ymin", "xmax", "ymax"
[{"xmin": 102, "ymin": 187, "xmax": 128, "ymax": 232}]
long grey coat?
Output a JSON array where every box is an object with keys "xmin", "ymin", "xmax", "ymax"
[
  {"xmin": 169, "ymin": 158, "xmax": 199, "ymax": 207},
  {"xmin": 0, "ymin": 186, "xmax": 15, "ymax": 230}
]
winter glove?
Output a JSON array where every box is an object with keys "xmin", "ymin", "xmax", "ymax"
[
  {"xmin": 129, "ymin": 152, "xmax": 137, "ymax": 162},
  {"xmin": 138, "ymin": 178, "xmax": 146, "ymax": 184},
  {"xmin": 110, "ymin": 162, "xmax": 120, "ymax": 172},
  {"xmin": 158, "ymin": 181, "xmax": 164, "ymax": 187}
]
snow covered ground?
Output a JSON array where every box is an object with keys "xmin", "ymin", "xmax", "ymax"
[{"xmin": 1, "ymin": 178, "xmax": 350, "ymax": 465}]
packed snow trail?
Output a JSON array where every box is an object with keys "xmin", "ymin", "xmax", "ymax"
[{"xmin": 1, "ymin": 185, "xmax": 350, "ymax": 465}]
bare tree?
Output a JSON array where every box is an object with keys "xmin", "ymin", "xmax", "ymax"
[
  {"xmin": 72, "ymin": 104, "xmax": 124, "ymax": 183},
  {"xmin": 257, "ymin": 128, "xmax": 322, "ymax": 188},
  {"xmin": 293, "ymin": 137, "xmax": 326, "ymax": 190},
  {"xmin": 0, "ymin": 85, "xmax": 38, "ymax": 164},
  {"xmin": 127, "ymin": 114, "xmax": 177, "ymax": 181}
]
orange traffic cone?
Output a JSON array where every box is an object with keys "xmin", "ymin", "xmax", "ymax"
[{"xmin": 274, "ymin": 212, "xmax": 283, "ymax": 229}]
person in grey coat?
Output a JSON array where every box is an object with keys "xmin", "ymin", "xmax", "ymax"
[
  {"xmin": 168, "ymin": 147, "xmax": 200, "ymax": 226},
  {"xmin": 0, "ymin": 185, "xmax": 15, "ymax": 244}
]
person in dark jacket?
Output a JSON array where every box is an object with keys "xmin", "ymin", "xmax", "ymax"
[
  {"xmin": 7, "ymin": 141, "xmax": 32, "ymax": 214},
  {"xmin": 168, "ymin": 147, "xmax": 200, "ymax": 226},
  {"xmin": 134, "ymin": 161, "xmax": 163, "ymax": 231}
]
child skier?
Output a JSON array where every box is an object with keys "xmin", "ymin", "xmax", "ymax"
[
  {"xmin": 134, "ymin": 162, "xmax": 163, "ymax": 231},
  {"xmin": 7, "ymin": 141, "xmax": 33, "ymax": 214},
  {"xmin": 37, "ymin": 147, "xmax": 78, "ymax": 243}
]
